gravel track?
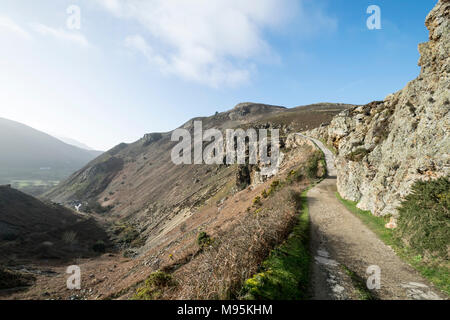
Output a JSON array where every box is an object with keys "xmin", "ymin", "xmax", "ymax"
[{"xmin": 297, "ymin": 134, "xmax": 445, "ymax": 300}]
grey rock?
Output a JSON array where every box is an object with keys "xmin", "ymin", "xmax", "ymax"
[{"xmin": 307, "ymin": 1, "xmax": 450, "ymax": 217}]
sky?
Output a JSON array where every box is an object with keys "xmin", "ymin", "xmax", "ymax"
[{"xmin": 0, "ymin": 0, "xmax": 437, "ymax": 151}]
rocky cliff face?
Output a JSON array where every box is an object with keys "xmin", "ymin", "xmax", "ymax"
[{"xmin": 309, "ymin": 0, "xmax": 449, "ymax": 216}]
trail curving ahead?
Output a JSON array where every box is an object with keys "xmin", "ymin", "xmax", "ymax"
[{"xmin": 296, "ymin": 134, "xmax": 445, "ymax": 300}]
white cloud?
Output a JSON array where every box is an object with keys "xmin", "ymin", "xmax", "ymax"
[
  {"xmin": 0, "ymin": 15, "xmax": 31, "ymax": 39},
  {"xmin": 125, "ymin": 34, "xmax": 251, "ymax": 87},
  {"xmin": 97, "ymin": 0, "xmax": 336, "ymax": 87},
  {"xmin": 96, "ymin": 0, "xmax": 292, "ymax": 87},
  {"xmin": 32, "ymin": 24, "xmax": 89, "ymax": 47}
]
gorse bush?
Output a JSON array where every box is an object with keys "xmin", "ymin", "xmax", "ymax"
[
  {"xmin": 92, "ymin": 240, "xmax": 106, "ymax": 253},
  {"xmin": 261, "ymin": 189, "xmax": 268, "ymax": 198},
  {"xmin": 111, "ymin": 223, "xmax": 142, "ymax": 247},
  {"xmin": 266, "ymin": 180, "xmax": 281, "ymax": 196},
  {"xmin": 146, "ymin": 270, "xmax": 174, "ymax": 287},
  {"xmin": 337, "ymin": 189, "xmax": 450, "ymax": 295},
  {"xmin": 197, "ymin": 231, "xmax": 213, "ymax": 249},
  {"xmin": 134, "ymin": 271, "xmax": 176, "ymax": 300},
  {"xmin": 306, "ymin": 151, "xmax": 323, "ymax": 179},
  {"xmin": 396, "ymin": 177, "xmax": 449, "ymax": 260},
  {"xmin": 252, "ymin": 196, "xmax": 262, "ymax": 206}
]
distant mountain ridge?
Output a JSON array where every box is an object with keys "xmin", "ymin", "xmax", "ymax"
[
  {"xmin": 0, "ymin": 117, "xmax": 103, "ymax": 188},
  {"xmin": 53, "ymin": 135, "xmax": 101, "ymax": 152}
]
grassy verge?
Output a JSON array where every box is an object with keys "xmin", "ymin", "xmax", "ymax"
[
  {"xmin": 336, "ymin": 192, "xmax": 449, "ymax": 295},
  {"xmin": 241, "ymin": 189, "xmax": 311, "ymax": 300}
]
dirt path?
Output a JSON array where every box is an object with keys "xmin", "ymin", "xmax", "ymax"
[{"xmin": 296, "ymin": 134, "xmax": 446, "ymax": 300}]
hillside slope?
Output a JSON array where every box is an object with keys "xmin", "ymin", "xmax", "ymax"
[
  {"xmin": 308, "ymin": 0, "xmax": 449, "ymax": 217},
  {"xmin": 8, "ymin": 131, "xmax": 327, "ymax": 300},
  {"xmin": 44, "ymin": 103, "xmax": 353, "ymax": 250},
  {"xmin": 0, "ymin": 185, "xmax": 109, "ymax": 264}
]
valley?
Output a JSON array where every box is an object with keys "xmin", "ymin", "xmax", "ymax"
[
  {"xmin": 1, "ymin": 103, "xmax": 347, "ymax": 300},
  {"xmin": 0, "ymin": 0, "xmax": 448, "ymax": 303}
]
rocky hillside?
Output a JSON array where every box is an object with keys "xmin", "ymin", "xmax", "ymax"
[
  {"xmin": 44, "ymin": 103, "xmax": 352, "ymax": 253},
  {"xmin": 6, "ymin": 101, "xmax": 347, "ymax": 300},
  {"xmin": 8, "ymin": 131, "xmax": 326, "ymax": 300},
  {"xmin": 308, "ymin": 0, "xmax": 449, "ymax": 217}
]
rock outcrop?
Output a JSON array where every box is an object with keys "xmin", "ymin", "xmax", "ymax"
[{"xmin": 308, "ymin": 0, "xmax": 449, "ymax": 216}]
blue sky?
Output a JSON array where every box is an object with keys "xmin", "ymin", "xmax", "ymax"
[{"xmin": 0, "ymin": 0, "xmax": 437, "ymax": 150}]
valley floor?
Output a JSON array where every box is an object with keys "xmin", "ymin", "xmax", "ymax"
[{"xmin": 303, "ymin": 136, "xmax": 446, "ymax": 300}]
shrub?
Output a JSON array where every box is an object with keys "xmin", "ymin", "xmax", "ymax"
[
  {"xmin": 85, "ymin": 200, "xmax": 113, "ymax": 214},
  {"xmin": 287, "ymin": 170, "xmax": 303, "ymax": 184},
  {"xmin": 113, "ymin": 223, "xmax": 140, "ymax": 246},
  {"xmin": 123, "ymin": 249, "xmax": 137, "ymax": 258},
  {"xmin": 134, "ymin": 271, "xmax": 176, "ymax": 300},
  {"xmin": 306, "ymin": 151, "xmax": 323, "ymax": 178},
  {"xmin": 267, "ymin": 180, "xmax": 281, "ymax": 196},
  {"xmin": 92, "ymin": 240, "xmax": 106, "ymax": 253},
  {"xmin": 396, "ymin": 177, "xmax": 450, "ymax": 260},
  {"xmin": 197, "ymin": 232, "xmax": 213, "ymax": 249},
  {"xmin": 253, "ymin": 196, "xmax": 262, "ymax": 207},
  {"xmin": 270, "ymin": 180, "xmax": 280, "ymax": 189},
  {"xmin": 121, "ymin": 228, "xmax": 139, "ymax": 244},
  {"xmin": 130, "ymin": 237, "xmax": 146, "ymax": 248},
  {"xmin": 243, "ymin": 271, "xmax": 272, "ymax": 299}
]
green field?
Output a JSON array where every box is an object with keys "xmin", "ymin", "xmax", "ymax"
[{"xmin": 10, "ymin": 180, "xmax": 59, "ymax": 188}]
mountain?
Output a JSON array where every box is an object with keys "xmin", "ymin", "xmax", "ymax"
[
  {"xmin": 52, "ymin": 135, "xmax": 100, "ymax": 152},
  {"xmin": 44, "ymin": 102, "xmax": 352, "ymax": 248},
  {"xmin": 307, "ymin": 0, "xmax": 449, "ymax": 217},
  {"xmin": 44, "ymin": 102, "xmax": 351, "ymax": 206},
  {"xmin": 0, "ymin": 117, "xmax": 103, "ymax": 193}
]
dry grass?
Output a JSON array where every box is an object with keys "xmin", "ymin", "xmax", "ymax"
[{"xmin": 164, "ymin": 185, "xmax": 302, "ymax": 300}]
